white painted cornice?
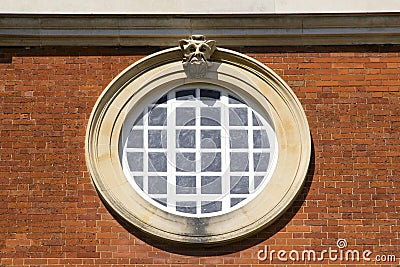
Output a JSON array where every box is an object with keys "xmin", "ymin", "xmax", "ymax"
[
  {"xmin": 1, "ymin": 14, "xmax": 400, "ymax": 46},
  {"xmin": 1, "ymin": 0, "xmax": 399, "ymax": 14}
]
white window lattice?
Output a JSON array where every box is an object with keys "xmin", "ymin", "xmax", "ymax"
[{"xmin": 121, "ymin": 86, "xmax": 277, "ymax": 217}]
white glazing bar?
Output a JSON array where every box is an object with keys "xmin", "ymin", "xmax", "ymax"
[
  {"xmin": 143, "ymin": 109, "xmax": 149, "ymax": 194},
  {"xmin": 220, "ymin": 91, "xmax": 230, "ymax": 210},
  {"xmin": 195, "ymin": 88, "xmax": 202, "ymax": 215},
  {"xmin": 167, "ymin": 91, "xmax": 176, "ymax": 210},
  {"xmin": 248, "ymin": 110, "xmax": 255, "ymax": 193}
]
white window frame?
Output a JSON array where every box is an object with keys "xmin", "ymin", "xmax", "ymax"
[{"xmin": 120, "ymin": 85, "xmax": 278, "ymax": 217}]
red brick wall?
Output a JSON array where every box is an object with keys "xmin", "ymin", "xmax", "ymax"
[{"xmin": 1, "ymin": 46, "xmax": 399, "ymax": 266}]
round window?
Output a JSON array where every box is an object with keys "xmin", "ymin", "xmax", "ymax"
[
  {"xmin": 86, "ymin": 36, "xmax": 311, "ymax": 244},
  {"xmin": 120, "ymin": 85, "xmax": 277, "ymax": 217}
]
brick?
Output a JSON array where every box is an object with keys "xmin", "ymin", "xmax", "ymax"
[{"xmin": 0, "ymin": 45, "xmax": 399, "ymax": 266}]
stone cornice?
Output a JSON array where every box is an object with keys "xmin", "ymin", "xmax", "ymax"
[
  {"xmin": 1, "ymin": 14, "xmax": 400, "ymax": 46},
  {"xmin": 1, "ymin": 0, "xmax": 399, "ymax": 14}
]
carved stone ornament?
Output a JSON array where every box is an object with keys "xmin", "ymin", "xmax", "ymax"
[{"xmin": 179, "ymin": 35, "xmax": 216, "ymax": 78}]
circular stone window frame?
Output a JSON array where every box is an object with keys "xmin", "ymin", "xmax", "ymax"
[{"xmin": 85, "ymin": 46, "xmax": 311, "ymax": 244}]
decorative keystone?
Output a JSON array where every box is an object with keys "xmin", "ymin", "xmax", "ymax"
[{"xmin": 179, "ymin": 35, "xmax": 216, "ymax": 78}]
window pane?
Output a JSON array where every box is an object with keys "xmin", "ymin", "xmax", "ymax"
[
  {"xmin": 230, "ymin": 152, "xmax": 249, "ymax": 172},
  {"xmin": 176, "ymin": 201, "xmax": 197, "ymax": 214},
  {"xmin": 254, "ymin": 153, "xmax": 270, "ymax": 172},
  {"xmin": 148, "ymin": 130, "xmax": 167, "ymax": 148},
  {"xmin": 230, "ymin": 176, "xmax": 249, "ymax": 194},
  {"xmin": 127, "ymin": 152, "xmax": 143, "ymax": 172},
  {"xmin": 148, "ymin": 176, "xmax": 167, "ymax": 194},
  {"xmin": 201, "ymin": 201, "xmax": 222, "ymax": 214},
  {"xmin": 252, "ymin": 112, "xmax": 262, "ymax": 126},
  {"xmin": 253, "ymin": 130, "xmax": 270, "ymax": 148},
  {"xmin": 155, "ymin": 94, "xmax": 168, "ymax": 104},
  {"xmin": 176, "ymin": 129, "xmax": 196, "ymax": 148},
  {"xmin": 229, "ymin": 107, "xmax": 248, "ymax": 126},
  {"xmin": 200, "ymin": 89, "xmax": 220, "ymax": 100},
  {"xmin": 176, "ymin": 176, "xmax": 196, "ymax": 194},
  {"xmin": 254, "ymin": 176, "xmax": 264, "ymax": 190},
  {"xmin": 153, "ymin": 198, "xmax": 167, "ymax": 206},
  {"xmin": 201, "ymin": 107, "xmax": 221, "ymax": 126},
  {"xmin": 201, "ymin": 152, "xmax": 221, "ymax": 172},
  {"xmin": 229, "ymin": 130, "xmax": 248, "ymax": 148},
  {"xmin": 148, "ymin": 107, "xmax": 167, "ymax": 126},
  {"xmin": 200, "ymin": 89, "xmax": 220, "ymax": 105},
  {"xmin": 201, "ymin": 130, "xmax": 221, "ymax": 149},
  {"xmin": 127, "ymin": 129, "xmax": 143, "ymax": 148},
  {"xmin": 134, "ymin": 113, "xmax": 144, "ymax": 126},
  {"xmin": 148, "ymin": 152, "xmax": 167, "ymax": 172},
  {"xmin": 176, "ymin": 89, "xmax": 196, "ymax": 100},
  {"xmin": 201, "ymin": 176, "xmax": 222, "ymax": 194},
  {"xmin": 176, "ymin": 152, "xmax": 196, "ymax": 172},
  {"xmin": 176, "ymin": 107, "xmax": 196, "ymax": 126},
  {"xmin": 134, "ymin": 176, "xmax": 143, "ymax": 190},
  {"xmin": 230, "ymin": 198, "xmax": 245, "ymax": 207},
  {"xmin": 228, "ymin": 94, "xmax": 245, "ymax": 104}
]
